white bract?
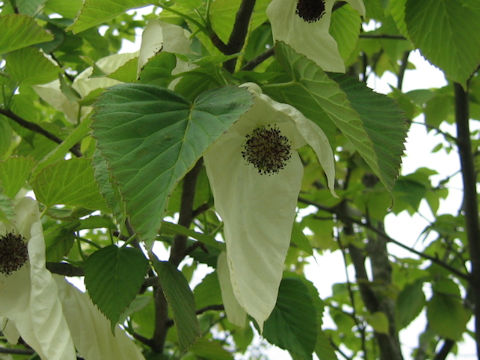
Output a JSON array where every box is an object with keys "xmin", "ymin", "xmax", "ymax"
[
  {"xmin": 267, "ymin": 0, "xmax": 365, "ymax": 72},
  {"xmin": 137, "ymin": 20, "xmax": 194, "ymax": 84},
  {"xmin": 0, "ymin": 197, "xmax": 76, "ymax": 360},
  {"xmin": 0, "ymin": 198, "xmax": 145, "ymax": 360},
  {"xmin": 204, "ymin": 83, "xmax": 335, "ymax": 330}
]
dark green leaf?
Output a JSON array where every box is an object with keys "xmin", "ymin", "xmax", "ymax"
[
  {"xmin": 263, "ymin": 278, "xmax": 317, "ymax": 359},
  {"xmin": 92, "ymin": 83, "xmax": 252, "ymax": 245},
  {"xmin": 193, "ymin": 272, "xmax": 222, "ymax": 309},
  {"xmin": 84, "ymin": 245, "xmax": 150, "ymax": 328},
  {"xmin": 405, "ymin": 0, "xmax": 480, "ymax": 86},
  {"xmin": 151, "ymin": 258, "xmax": 200, "ymax": 350}
]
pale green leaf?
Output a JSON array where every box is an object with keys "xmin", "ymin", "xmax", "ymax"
[
  {"xmin": 84, "ymin": 245, "xmax": 149, "ymax": 328},
  {"xmin": 0, "ymin": 193, "xmax": 14, "ymax": 222},
  {"xmin": 151, "ymin": 258, "xmax": 200, "ymax": 350},
  {"xmin": 68, "ymin": 0, "xmax": 150, "ymax": 33},
  {"xmin": 31, "ymin": 158, "xmax": 109, "ymax": 211},
  {"xmin": 92, "ymin": 83, "xmax": 252, "ymax": 244},
  {"xmin": 330, "ymin": 3, "xmax": 362, "ymax": 63},
  {"xmin": 263, "ymin": 278, "xmax": 317, "ymax": 359},
  {"xmin": 0, "ymin": 14, "xmax": 53, "ymax": 54},
  {"xmin": 405, "ymin": 0, "xmax": 480, "ymax": 86},
  {"xmin": 0, "ymin": 157, "xmax": 35, "ymax": 198},
  {"xmin": 6, "ymin": 47, "xmax": 59, "ymax": 85}
]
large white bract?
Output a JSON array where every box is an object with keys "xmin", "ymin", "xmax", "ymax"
[
  {"xmin": 204, "ymin": 83, "xmax": 336, "ymax": 329},
  {"xmin": 267, "ymin": 0, "xmax": 365, "ymax": 72},
  {"xmin": 0, "ymin": 198, "xmax": 145, "ymax": 360}
]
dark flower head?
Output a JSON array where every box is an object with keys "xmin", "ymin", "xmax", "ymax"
[
  {"xmin": 296, "ymin": 0, "xmax": 326, "ymax": 23},
  {"xmin": 241, "ymin": 125, "xmax": 292, "ymax": 175},
  {"xmin": 0, "ymin": 232, "xmax": 28, "ymax": 275}
]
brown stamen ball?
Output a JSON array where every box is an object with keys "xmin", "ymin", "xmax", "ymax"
[
  {"xmin": 0, "ymin": 232, "xmax": 28, "ymax": 275},
  {"xmin": 241, "ymin": 125, "xmax": 292, "ymax": 175},
  {"xmin": 296, "ymin": 0, "xmax": 326, "ymax": 23}
]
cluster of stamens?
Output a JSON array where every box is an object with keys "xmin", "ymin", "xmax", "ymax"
[
  {"xmin": 0, "ymin": 232, "xmax": 28, "ymax": 275},
  {"xmin": 241, "ymin": 125, "xmax": 292, "ymax": 175},
  {"xmin": 296, "ymin": 0, "xmax": 326, "ymax": 23}
]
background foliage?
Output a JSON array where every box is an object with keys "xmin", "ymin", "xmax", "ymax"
[{"xmin": 1, "ymin": 0, "xmax": 480, "ymax": 359}]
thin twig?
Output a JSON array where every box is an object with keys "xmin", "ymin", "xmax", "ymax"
[
  {"xmin": 397, "ymin": 51, "xmax": 410, "ymax": 90},
  {"xmin": 242, "ymin": 48, "xmax": 275, "ymax": 71},
  {"xmin": 0, "ymin": 347, "xmax": 34, "ymax": 355},
  {"xmin": 0, "ymin": 108, "xmax": 82, "ymax": 157},
  {"xmin": 359, "ymin": 34, "xmax": 407, "ymax": 40}
]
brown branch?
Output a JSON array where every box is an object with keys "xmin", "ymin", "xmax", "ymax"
[
  {"xmin": 242, "ymin": 47, "xmax": 275, "ymax": 71},
  {"xmin": 0, "ymin": 347, "xmax": 34, "ymax": 355},
  {"xmin": 433, "ymin": 339, "xmax": 455, "ymax": 360},
  {"xmin": 169, "ymin": 159, "xmax": 203, "ymax": 266},
  {"xmin": 223, "ymin": 0, "xmax": 257, "ymax": 72},
  {"xmin": 397, "ymin": 51, "xmax": 410, "ymax": 90},
  {"xmin": 151, "ymin": 278, "xmax": 168, "ymax": 353},
  {"xmin": 0, "ymin": 109, "xmax": 82, "ymax": 157},
  {"xmin": 46, "ymin": 262, "xmax": 84, "ymax": 277},
  {"xmin": 454, "ymin": 82, "xmax": 480, "ymax": 356},
  {"xmin": 359, "ymin": 34, "xmax": 407, "ymax": 40},
  {"xmin": 166, "ymin": 304, "xmax": 224, "ymax": 327}
]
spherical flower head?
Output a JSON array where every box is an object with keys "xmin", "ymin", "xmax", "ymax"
[
  {"xmin": 0, "ymin": 232, "xmax": 28, "ymax": 275},
  {"xmin": 241, "ymin": 125, "xmax": 292, "ymax": 175},
  {"xmin": 267, "ymin": 0, "xmax": 365, "ymax": 73},
  {"xmin": 204, "ymin": 83, "xmax": 336, "ymax": 330},
  {"xmin": 296, "ymin": 0, "xmax": 326, "ymax": 23}
]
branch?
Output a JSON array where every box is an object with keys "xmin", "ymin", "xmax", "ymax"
[
  {"xmin": 298, "ymin": 197, "xmax": 471, "ymax": 281},
  {"xmin": 454, "ymin": 82, "xmax": 480, "ymax": 355},
  {"xmin": 46, "ymin": 262, "xmax": 84, "ymax": 276},
  {"xmin": 397, "ymin": 51, "xmax": 410, "ymax": 90},
  {"xmin": 433, "ymin": 339, "xmax": 455, "ymax": 360},
  {"xmin": 223, "ymin": 0, "xmax": 257, "ymax": 72},
  {"xmin": 169, "ymin": 159, "xmax": 203, "ymax": 266},
  {"xmin": 0, "ymin": 109, "xmax": 82, "ymax": 157},
  {"xmin": 165, "ymin": 304, "xmax": 224, "ymax": 327},
  {"xmin": 359, "ymin": 34, "xmax": 407, "ymax": 40},
  {"xmin": 0, "ymin": 347, "xmax": 34, "ymax": 355},
  {"xmin": 242, "ymin": 47, "xmax": 275, "ymax": 71}
]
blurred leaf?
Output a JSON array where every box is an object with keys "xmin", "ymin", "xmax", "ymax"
[
  {"xmin": 395, "ymin": 280, "xmax": 426, "ymax": 329},
  {"xmin": 365, "ymin": 312, "xmax": 389, "ymax": 334},
  {"xmin": 44, "ymin": 0, "xmax": 83, "ymax": 18},
  {"xmin": 190, "ymin": 338, "xmax": 233, "ymax": 360},
  {"xmin": 193, "ymin": 272, "xmax": 222, "ymax": 310},
  {"xmin": 84, "ymin": 245, "xmax": 150, "ymax": 328}
]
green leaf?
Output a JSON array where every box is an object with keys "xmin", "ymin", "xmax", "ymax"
[
  {"xmin": 0, "ymin": 14, "xmax": 53, "ymax": 54},
  {"xmin": 16, "ymin": 0, "xmax": 47, "ymax": 16},
  {"xmin": 161, "ymin": 221, "xmax": 223, "ymax": 250},
  {"xmin": 31, "ymin": 158, "xmax": 109, "ymax": 211},
  {"xmin": 151, "ymin": 258, "xmax": 200, "ymax": 350},
  {"xmin": 92, "ymin": 84, "xmax": 252, "ymax": 244},
  {"xmin": 44, "ymin": 0, "xmax": 83, "ymax": 18},
  {"xmin": 395, "ymin": 280, "xmax": 426, "ymax": 329},
  {"xmin": 263, "ymin": 278, "xmax": 317, "ymax": 359},
  {"xmin": 190, "ymin": 338, "xmax": 233, "ymax": 360},
  {"xmin": 0, "ymin": 157, "xmax": 35, "ymax": 198},
  {"xmin": 44, "ymin": 221, "xmax": 78, "ymax": 262},
  {"xmin": 365, "ymin": 312, "xmax": 389, "ymax": 334},
  {"xmin": 427, "ymin": 279, "xmax": 470, "ymax": 340},
  {"xmin": 6, "ymin": 47, "xmax": 59, "ymax": 85},
  {"xmin": 35, "ymin": 117, "xmax": 93, "ymax": 176},
  {"xmin": 84, "ymin": 245, "xmax": 150, "ymax": 328},
  {"xmin": 315, "ymin": 330, "xmax": 338, "ymax": 360},
  {"xmin": 68, "ymin": 0, "xmax": 150, "ymax": 33},
  {"xmin": 0, "ymin": 120, "xmax": 12, "ymax": 159},
  {"xmin": 193, "ymin": 272, "xmax": 222, "ymax": 310},
  {"xmin": 332, "ymin": 75, "xmax": 407, "ymax": 190},
  {"xmin": 405, "ymin": 0, "xmax": 480, "ymax": 86},
  {"xmin": 268, "ymin": 42, "xmax": 404, "ymax": 190},
  {"xmin": 330, "ymin": 4, "xmax": 362, "ymax": 62},
  {"xmin": 0, "ymin": 193, "xmax": 14, "ymax": 222},
  {"xmin": 291, "ymin": 222, "xmax": 313, "ymax": 256}
]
